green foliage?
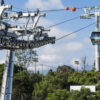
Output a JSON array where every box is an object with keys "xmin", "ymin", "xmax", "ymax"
[
  {"xmin": 12, "ymin": 69, "xmax": 42, "ymax": 100},
  {"xmin": 57, "ymin": 65, "xmax": 75, "ymax": 73},
  {"xmin": 68, "ymin": 72, "xmax": 81, "ymax": 85},
  {"xmin": 68, "ymin": 71, "xmax": 97, "ymax": 85},
  {"xmin": 1, "ymin": 64, "xmax": 100, "ymax": 100},
  {"xmin": 0, "ymin": 64, "xmax": 4, "ymax": 90},
  {"xmin": 32, "ymin": 81, "xmax": 48, "ymax": 100},
  {"xmin": 45, "ymin": 88, "xmax": 97, "ymax": 100},
  {"xmin": 45, "ymin": 89, "xmax": 69, "ymax": 100}
]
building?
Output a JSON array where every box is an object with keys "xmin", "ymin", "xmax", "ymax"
[{"xmin": 70, "ymin": 85, "xmax": 96, "ymax": 92}]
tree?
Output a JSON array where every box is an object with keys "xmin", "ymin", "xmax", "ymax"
[
  {"xmin": 45, "ymin": 89, "xmax": 69, "ymax": 100},
  {"xmin": 32, "ymin": 81, "xmax": 48, "ymax": 100},
  {"xmin": 57, "ymin": 65, "xmax": 75, "ymax": 73},
  {"xmin": 12, "ymin": 67, "xmax": 43, "ymax": 100},
  {"xmin": 12, "ymin": 72, "xmax": 32, "ymax": 100},
  {"xmin": 15, "ymin": 49, "xmax": 37, "ymax": 68},
  {"xmin": 1, "ymin": 63, "xmax": 100, "ymax": 100},
  {"xmin": 0, "ymin": 64, "xmax": 4, "ymax": 90}
]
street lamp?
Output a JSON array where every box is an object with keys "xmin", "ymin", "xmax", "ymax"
[{"xmin": 74, "ymin": 60, "xmax": 79, "ymax": 72}]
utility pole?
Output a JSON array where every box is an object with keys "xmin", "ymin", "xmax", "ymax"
[{"xmin": 81, "ymin": 6, "xmax": 100, "ymax": 71}]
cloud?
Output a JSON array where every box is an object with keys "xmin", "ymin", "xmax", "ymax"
[
  {"xmin": 0, "ymin": 58, "xmax": 5, "ymax": 64},
  {"xmin": 38, "ymin": 45, "xmax": 62, "ymax": 63},
  {"xmin": 40, "ymin": 55, "xmax": 57, "ymax": 62},
  {"xmin": 64, "ymin": 42, "xmax": 83, "ymax": 52},
  {"xmin": 27, "ymin": 65, "xmax": 49, "ymax": 72},
  {"xmin": 83, "ymin": 37, "xmax": 91, "ymax": 44},
  {"xmin": 83, "ymin": 37, "xmax": 93, "ymax": 48},
  {"xmin": 38, "ymin": 18, "xmax": 77, "ymax": 40},
  {"xmin": 0, "ymin": 50, "xmax": 7, "ymax": 64},
  {"xmin": 25, "ymin": 0, "xmax": 64, "ymax": 10},
  {"xmin": 37, "ymin": 41, "xmax": 83, "ymax": 68}
]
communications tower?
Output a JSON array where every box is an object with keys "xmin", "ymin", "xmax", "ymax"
[{"xmin": 81, "ymin": 6, "xmax": 100, "ymax": 71}]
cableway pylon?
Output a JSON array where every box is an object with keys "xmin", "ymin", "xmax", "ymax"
[
  {"xmin": 0, "ymin": 1, "xmax": 55, "ymax": 100},
  {"xmin": 81, "ymin": 6, "xmax": 100, "ymax": 71}
]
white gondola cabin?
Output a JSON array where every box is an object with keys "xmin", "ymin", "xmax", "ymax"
[{"xmin": 90, "ymin": 31, "xmax": 100, "ymax": 45}]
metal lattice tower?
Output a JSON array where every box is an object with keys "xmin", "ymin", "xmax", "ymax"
[
  {"xmin": 0, "ymin": 1, "xmax": 55, "ymax": 100},
  {"xmin": 80, "ymin": 6, "xmax": 100, "ymax": 71}
]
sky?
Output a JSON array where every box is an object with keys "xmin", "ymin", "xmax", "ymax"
[{"xmin": 0, "ymin": 0, "xmax": 100, "ymax": 73}]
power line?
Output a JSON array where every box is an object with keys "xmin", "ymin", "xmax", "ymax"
[
  {"xmin": 12, "ymin": 7, "xmax": 65, "ymax": 12},
  {"xmin": 56, "ymin": 22, "xmax": 95, "ymax": 41},
  {"xmin": 39, "ymin": 7, "xmax": 82, "ymax": 12},
  {"xmin": 46, "ymin": 16, "xmax": 80, "ymax": 28},
  {"xmin": 12, "ymin": 6, "xmax": 100, "ymax": 13},
  {"xmin": 36, "ymin": 9, "xmax": 66, "ymax": 12},
  {"xmin": 40, "ymin": 64, "xmax": 57, "ymax": 69},
  {"xmin": 12, "ymin": 6, "xmax": 82, "ymax": 13},
  {"xmin": 10, "ymin": 9, "xmax": 66, "ymax": 13},
  {"xmin": 7, "ymin": 15, "xmax": 79, "ymax": 29},
  {"xmin": 11, "ymin": 8, "xmax": 66, "ymax": 13}
]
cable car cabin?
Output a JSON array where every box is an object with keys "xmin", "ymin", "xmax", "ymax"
[{"xmin": 90, "ymin": 31, "xmax": 100, "ymax": 45}]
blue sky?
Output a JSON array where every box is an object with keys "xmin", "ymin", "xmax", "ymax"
[{"xmin": 0, "ymin": 0, "xmax": 100, "ymax": 73}]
